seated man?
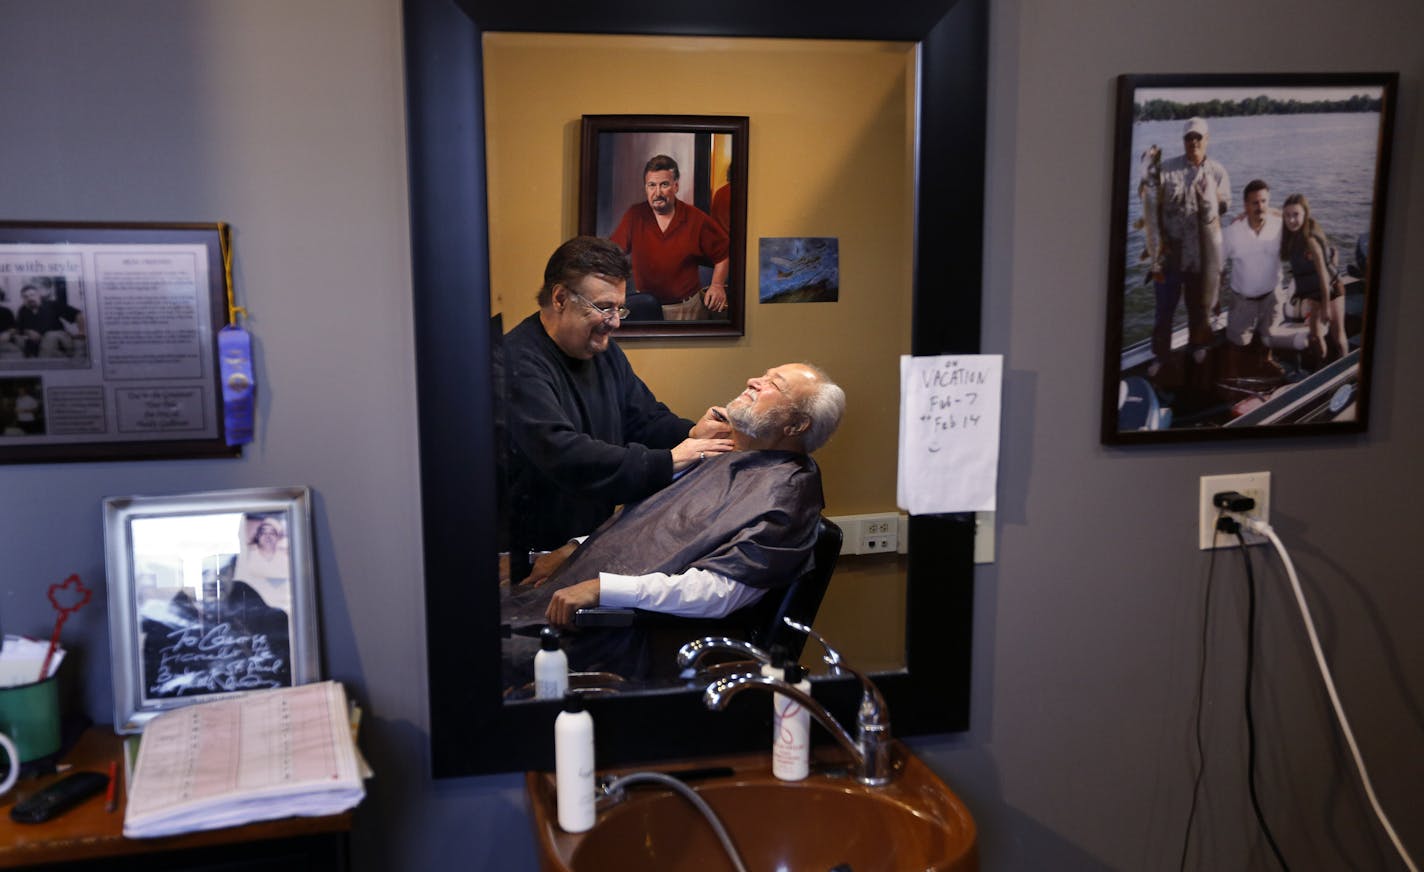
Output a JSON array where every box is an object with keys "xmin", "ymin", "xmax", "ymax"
[
  {"xmin": 503, "ymin": 362, "xmax": 845, "ymax": 681},
  {"xmin": 16, "ymin": 284, "xmax": 86, "ymax": 358}
]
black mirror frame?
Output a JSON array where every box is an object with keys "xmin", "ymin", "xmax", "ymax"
[{"xmin": 403, "ymin": 0, "xmax": 987, "ymax": 777}]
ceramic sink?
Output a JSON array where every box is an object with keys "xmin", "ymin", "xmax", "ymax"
[{"xmin": 527, "ymin": 744, "xmax": 977, "ymax": 872}]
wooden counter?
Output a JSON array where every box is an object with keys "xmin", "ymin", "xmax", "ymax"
[{"xmin": 0, "ymin": 727, "xmax": 351, "ymax": 871}]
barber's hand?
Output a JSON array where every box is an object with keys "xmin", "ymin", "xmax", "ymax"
[
  {"xmin": 546, "ymin": 578, "xmax": 601, "ymax": 627},
  {"xmin": 672, "ymin": 437, "xmax": 734, "ymax": 471},
  {"xmin": 704, "ymin": 283, "xmax": 728, "ymax": 312},
  {"xmin": 526, "ymin": 541, "xmax": 577, "ymax": 587},
  {"xmin": 689, "ymin": 406, "xmax": 732, "ymax": 439}
]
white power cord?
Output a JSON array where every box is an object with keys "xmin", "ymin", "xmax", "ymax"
[{"xmin": 1241, "ymin": 515, "xmax": 1419, "ymax": 872}]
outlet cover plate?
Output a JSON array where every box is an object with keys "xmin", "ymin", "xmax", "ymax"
[{"xmin": 1199, "ymin": 472, "xmax": 1270, "ymax": 549}]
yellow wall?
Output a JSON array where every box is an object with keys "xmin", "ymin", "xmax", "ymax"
[{"xmin": 483, "ymin": 34, "xmax": 914, "ymax": 663}]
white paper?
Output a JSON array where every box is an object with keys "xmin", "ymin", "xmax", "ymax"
[
  {"xmin": 124, "ymin": 681, "xmax": 365, "ymax": 838},
  {"xmin": 897, "ymin": 354, "xmax": 1003, "ymax": 515},
  {"xmin": 0, "ymin": 635, "xmax": 64, "ymax": 686}
]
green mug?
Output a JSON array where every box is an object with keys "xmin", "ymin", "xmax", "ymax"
[{"xmin": 0, "ymin": 673, "xmax": 61, "ymax": 768}]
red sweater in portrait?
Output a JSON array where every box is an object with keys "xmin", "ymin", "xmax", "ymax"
[{"xmin": 610, "ymin": 200, "xmax": 730, "ymax": 303}]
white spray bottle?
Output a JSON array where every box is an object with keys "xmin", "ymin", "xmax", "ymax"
[
  {"xmin": 554, "ymin": 694, "xmax": 595, "ymax": 832},
  {"xmin": 772, "ymin": 661, "xmax": 811, "ymax": 781},
  {"xmin": 534, "ymin": 627, "xmax": 569, "ymax": 699}
]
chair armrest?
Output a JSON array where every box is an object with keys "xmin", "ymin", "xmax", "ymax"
[{"xmin": 571, "ymin": 607, "xmax": 638, "ymax": 628}]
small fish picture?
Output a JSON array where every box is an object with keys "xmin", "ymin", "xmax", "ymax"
[{"xmin": 758, "ymin": 237, "xmax": 839, "ymax": 304}]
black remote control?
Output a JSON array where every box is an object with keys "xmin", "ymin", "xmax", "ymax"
[{"xmin": 9, "ymin": 771, "xmax": 110, "ymax": 824}]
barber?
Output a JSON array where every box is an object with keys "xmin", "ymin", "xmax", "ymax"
[{"xmin": 503, "ymin": 236, "xmax": 732, "ymax": 582}]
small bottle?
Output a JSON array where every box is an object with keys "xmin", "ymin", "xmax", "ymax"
[
  {"xmin": 534, "ymin": 627, "xmax": 569, "ymax": 699},
  {"xmin": 554, "ymin": 694, "xmax": 596, "ymax": 832},
  {"xmin": 772, "ymin": 662, "xmax": 811, "ymax": 781}
]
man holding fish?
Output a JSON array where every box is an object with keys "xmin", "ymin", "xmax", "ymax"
[{"xmin": 1146, "ymin": 116, "xmax": 1231, "ymax": 379}]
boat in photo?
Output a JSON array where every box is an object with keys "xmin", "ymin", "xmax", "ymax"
[{"xmin": 1116, "ymin": 238, "xmax": 1367, "ymax": 432}]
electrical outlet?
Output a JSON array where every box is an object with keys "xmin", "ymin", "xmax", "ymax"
[
  {"xmin": 1199, "ymin": 472, "xmax": 1270, "ymax": 549},
  {"xmin": 860, "ymin": 514, "xmax": 898, "ymax": 553},
  {"xmin": 828, "ymin": 513, "xmax": 902, "ymax": 555}
]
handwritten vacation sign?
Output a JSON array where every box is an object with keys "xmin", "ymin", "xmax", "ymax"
[{"xmin": 897, "ymin": 354, "xmax": 1003, "ymax": 515}]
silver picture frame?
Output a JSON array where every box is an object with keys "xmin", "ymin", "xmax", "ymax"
[{"xmin": 103, "ymin": 485, "xmax": 319, "ymax": 732}]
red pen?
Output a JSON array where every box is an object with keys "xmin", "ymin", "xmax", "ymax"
[{"xmin": 105, "ymin": 760, "xmax": 118, "ymax": 813}]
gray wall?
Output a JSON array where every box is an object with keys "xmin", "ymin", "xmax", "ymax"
[{"xmin": 1, "ymin": 1, "xmax": 1419, "ymax": 870}]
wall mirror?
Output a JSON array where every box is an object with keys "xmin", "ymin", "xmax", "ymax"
[{"xmin": 405, "ymin": 0, "xmax": 987, "ymax": 777}]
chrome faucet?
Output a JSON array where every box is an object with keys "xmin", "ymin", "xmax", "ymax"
[
  {"xmin": 676, "ymin": 636, "xmax": 773, "ymax": 672},
  {"xmin": 781, "ymin": 617, "xmax": 890, "ymax": 741},
  {"xmin": 700, "ymin": 620, "xmax": 893, "ymax": 786}
]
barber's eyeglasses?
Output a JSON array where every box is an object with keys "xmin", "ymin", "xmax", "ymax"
[
  {"xmin": 1184, "ymin": 133, "xmax": 1204, "ymax": 142},
  {"xmin": 565, "ymin": 287, "xmax": 631, "ymax": 321}
]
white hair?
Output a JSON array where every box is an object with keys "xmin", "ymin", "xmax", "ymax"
[{"xmin": 796, "ymin": 363, "xmax": 845, "ymax": 453}]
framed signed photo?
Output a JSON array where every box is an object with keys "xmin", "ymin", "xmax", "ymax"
[
  {"xmin": 0, "ymin": 221, "xmax": 240, "ymax": 463},
  {"xmin": 1102, "ymin": 73, "xmax": 1397, "ymax": 444},
  {"xmin": 578, "ymin": 114, "xmax": 749, "ymax": 339},
  {"xmin": 103, "ymin": 486, "xmax": 318, "ymax": 732}
]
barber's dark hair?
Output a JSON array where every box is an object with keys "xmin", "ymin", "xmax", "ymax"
[
  {"xmin": 1243, "ymin": 178, "xmax": 1270, "ymax": 198},
  {"xmin": 643, "ymin": 154, "xmax": 680, "ymax": 180},
  {"xmin": 795, "ymin": 363, "xmax": 846, "ymax": 453},
  {"xmin": 538, "ymin": 236, "xmax": 632, "ymax": 307}
]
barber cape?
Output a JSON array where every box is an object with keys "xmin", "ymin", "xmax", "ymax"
[{"xmin": 552, "ymin": 449, "xmax": 824, "ymax": 591}]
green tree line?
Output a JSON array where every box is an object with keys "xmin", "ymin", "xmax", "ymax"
[{"xmin": 1134, "ymin": 94, "xmax": 1380, "ymax": 121}]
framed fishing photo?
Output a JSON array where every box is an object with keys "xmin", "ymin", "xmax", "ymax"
[
  {"xmin": 578, "ymin": 114, "xmax": 749, "ymax": 339},
  {"xmin": 1102, "ymin": 73, "xmax": 1398, "ymax": 444},
  {"xmin": 103, "ymin": 486, "xmax": 319, "ymax": 733}
]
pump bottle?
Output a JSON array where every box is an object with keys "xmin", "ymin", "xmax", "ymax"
[
  {"xmin": 760, "ymin": 643, "xmax": 789, "ymax": 682},
  {"xmin": 534, "ymin": 627, "xmax": 569, "ymax": 699},
  {"xmin": 772, "ymin": 661, "xmax": 811, "ymax": 781},
  {"xmin": 554, "ymin": 694, "xmax": 595, "ymax": 832}
]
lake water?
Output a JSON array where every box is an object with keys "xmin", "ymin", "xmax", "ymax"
[{"xmin": 1119, "ymin": 112, "xmax": 1382, "ymax": 347}]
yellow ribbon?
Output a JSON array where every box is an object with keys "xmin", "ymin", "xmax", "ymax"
[{"xmin": 218, "ymin": 222, "xmax": 246, "ymax": 325}]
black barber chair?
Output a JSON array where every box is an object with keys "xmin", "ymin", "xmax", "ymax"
[{"xmin": 572, "ymin": 517, "xmax": 843, "ymax": 668}]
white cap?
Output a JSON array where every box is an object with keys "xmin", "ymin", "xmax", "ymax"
[{"xmin": 1183, "ymin": 117, "xmax": 1209, "ymax": 137}]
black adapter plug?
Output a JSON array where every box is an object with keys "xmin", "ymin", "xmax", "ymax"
[
  {"xmin": 1216, "ymin": 515, "xmax": 1241, "ymax": 534},
  {"xmin": 1212, "ymin": 491, "xmax": 1256, "ymax": 512}
]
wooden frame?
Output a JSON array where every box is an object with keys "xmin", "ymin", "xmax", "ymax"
[
  {"xmin": 577, "ymin": 114, "xmax": 749, "ymax": 338},
  {"xmin": 1103, "ymin": 73, "xmax": 1397, "ymax": 444},
  {"xmin": 103, "ymin": 486, "xmax": 319, "ymax": 733},
  {"xmin": 0, "ymin": 221, "xmax": 239, "ymax": 463},
  {"xmin": 404, "ymin": 0, "xmax": 987, "ymax": 777}
]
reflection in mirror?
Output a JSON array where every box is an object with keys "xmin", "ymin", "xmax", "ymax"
[
  {"xmin": 498, "ymin": 352, "xmax": 846, "ymax": 699},
  {"xmin": 577, "ymin": 114, "xmax": 749, "ymax": 336},
  {"xmin": 483, "ymin": 34, "xmax": 917, "ymax": 703}
]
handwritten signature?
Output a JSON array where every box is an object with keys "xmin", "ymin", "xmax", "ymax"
[{"xmin": 149, "ymin": 622, "xmax": 287, "ymax": 696}]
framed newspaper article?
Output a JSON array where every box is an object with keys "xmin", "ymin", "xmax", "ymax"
[
  {"xmin": 0, "ymin": 221, "xmax": 240, "ymax": 463},
  {"xmin": 103, "ymin": 486, "xmax": 320, "ymax": 733}
]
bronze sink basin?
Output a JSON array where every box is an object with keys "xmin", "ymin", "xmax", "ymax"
[{"xmin": 527, "ymin": 744, "xmax": 977, "ymax": 872}]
